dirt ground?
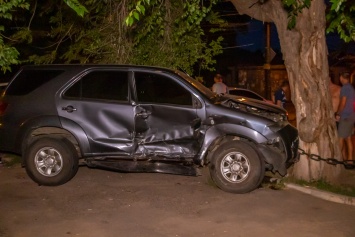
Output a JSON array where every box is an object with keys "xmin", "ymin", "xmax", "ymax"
[
  {"xmin": 0, "ymin": 157, "xmax": 354, "ymax": 237},
  {"xmin": 337, "ymin": 166, "xmax": 355, "ymax": 189}
]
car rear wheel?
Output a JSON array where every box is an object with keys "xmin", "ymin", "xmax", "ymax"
[
  {"xmin": 25, "ymin": 138, "xmax": 78, "ymax": 186},
  {"xmin": 209, "ymin": 141, "xmax": 265, "ymax": 193}
]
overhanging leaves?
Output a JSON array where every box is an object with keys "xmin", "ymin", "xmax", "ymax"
[{"xmin": 63, "ymin": 0, "xmax": 88, "ymax": 17}]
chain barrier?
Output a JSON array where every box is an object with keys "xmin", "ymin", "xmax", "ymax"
[{"xmin": 298, "ymin": 148, "xmax": 355, "ymax": 169}]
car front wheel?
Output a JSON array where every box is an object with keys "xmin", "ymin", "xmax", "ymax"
[
  {"xmin": 209, "ymin": 141, "xmax": 265, "ymax": 193},
  {"xmin": 25, "ymin": 138, "xmax": 79, "ymax": 186}
]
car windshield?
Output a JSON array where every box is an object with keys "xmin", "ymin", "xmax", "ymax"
[{"xmin": 175, "ymin": 70, "xmax": 217, "ymax": 100}]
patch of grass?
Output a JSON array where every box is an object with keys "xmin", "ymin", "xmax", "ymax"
[
  {"xmin": 262, "ymin": 172, "xmax": 355, "ymax": 197},
  {"xmin": 284, "ymin": 177, "xmax": 355, "ymax": 197},
  {"xmin": 261, "ymin": 175, "xmax": 286, "ymax": 190},
  {"xmin": 1, "ymin": 154, "xmax": 21, "ymax": 167}
]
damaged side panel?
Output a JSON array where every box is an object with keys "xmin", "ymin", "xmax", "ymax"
[
  {"xmin": 57, "ymin": 69, "xmax": 138, "ymax": 155},
  {"xmin": 60, "ymin": 101, "xmax": 137, "ymax": 154},
  {"xmin": 131, "ymin": 70, "xmax": 206, "ymax": 160},
  {"xmin": 133, "ymin": 104, "xmax": 202, "ymax": 159}
]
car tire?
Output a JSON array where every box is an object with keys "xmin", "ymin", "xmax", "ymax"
[
  {"xmin": 209, "ymin": 141, "xmax": 265, "ymax": 194},
  {"xmin": 25, "ymin": 137, "xmax": 79, "ymax": 186}
]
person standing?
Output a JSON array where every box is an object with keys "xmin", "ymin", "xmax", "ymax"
[
  {"xmin": 329, "ymin": 77, "xmax": 341, "ymax": 131},
  {"xmin": 335, "ymin": 72, "xmax": 355, "ymax": 163},
  {"xmin": 274, "ymin": 80, "xmax": 289, "ymax": 108},
  {"xmin": 329, "ymin": 77, "xmax": 341, "ymax": 113},
  {"xmin": 212, "ymin": 74, "xmax": 228, "ymax": 94}
]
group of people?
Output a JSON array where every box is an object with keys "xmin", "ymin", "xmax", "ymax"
[
  {"xmin": 273, "ymin": 73, "xmax": 355, "ymax": 163},
  {"xmin": 272, "ymin": 73, "xmax": 355, "ymax": 163},
  {"xmin": 211, "ymin": 71, "xmax": 355, "ymax": 163}
]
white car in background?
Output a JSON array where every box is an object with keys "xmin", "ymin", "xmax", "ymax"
[
  {"xmin": 228, "ymin": 87, "xmax": 274, "ymax": 104},
  {"xmin": 228, "ymin": 87, "xmax": 296, "ymax": 125}
]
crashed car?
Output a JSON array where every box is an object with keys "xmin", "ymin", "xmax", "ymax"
[{"xmin": 0, "ymin": 65, "xmax": 298, "ymax": 193}]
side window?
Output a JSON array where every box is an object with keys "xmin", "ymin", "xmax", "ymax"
[
  {"xmin": 135, "ymin": 72, "xmax": 192, "ymax": 106},
  {"xmin": 6, "ymin": 69, "xmax": 64, "ymax": 96},
  {"xmin": 64, "ymin": 71, "xmax": 129, "ymax": 102}
]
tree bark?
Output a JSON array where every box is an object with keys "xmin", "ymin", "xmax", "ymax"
[{"xmin": 230, "ymin": 0, "xmax": 342, "ymax": 182}]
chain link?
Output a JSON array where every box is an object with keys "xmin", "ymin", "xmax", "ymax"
[{"xmin": 298, "ymin": 148, "xmax": 355, "ymax": 169}]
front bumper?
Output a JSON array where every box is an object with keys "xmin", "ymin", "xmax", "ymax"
[{"xmin": 257, "ymin": 124, "xmax": 299, "ymax": 176}]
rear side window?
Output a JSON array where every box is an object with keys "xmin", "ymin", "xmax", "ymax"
[
  {"xmin": 6, "ymin": 69, "xmax": 64, "ymax": 95},
  {"xmin": 64, "ymin": 70, "xmax": 129, "ymax": 102}
]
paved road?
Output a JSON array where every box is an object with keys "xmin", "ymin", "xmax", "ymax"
[{"xmin": 0, "ymin": 164, "xmax": 354, "ymax": 237}]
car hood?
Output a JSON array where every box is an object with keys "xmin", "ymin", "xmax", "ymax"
[{"xmin": 221, "ymin": 94, "xmax": 287, "ymax": 115}]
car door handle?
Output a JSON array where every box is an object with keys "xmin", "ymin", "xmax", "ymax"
[
  {"xmin": 136, "ymin": 111, "xmax": 151, "ymax": 119},
  {"xmin": 62, "ymin": 105, "xmax": 77, "ymax": 113}
]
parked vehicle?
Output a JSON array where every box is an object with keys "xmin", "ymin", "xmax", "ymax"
[
  {"xmin": 228, "ymin": 87, "xmax": 273, "ymax": 104},
  {"xmin": 228, "ymin": 87, "xmax": 297, "ymax": 126},
  {"xmin": 0, "ymin": 65, "xmax": 299, "ymax": 193}
]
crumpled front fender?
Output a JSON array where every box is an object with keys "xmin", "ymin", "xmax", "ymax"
[{"xmin": 195, "ymin": 123, "xmax": 268, "ymax": 165}]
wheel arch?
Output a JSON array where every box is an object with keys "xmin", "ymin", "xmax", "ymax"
[
  {"xmin": 23, "ymin": 127, "xmax": 82, "ymax": 157},
  {"xmin": 16, "ymin": 116, "xmax": 90, "ymax": 165},
  {"xmin": 196, "ymin": 123, "xmax": 267, "ymax": 165},
  {"xmin": 17, "ymin": 116, "xmax": 90, "ymax": 160},
  {"xmin": 205, "ymin": 135, "xmax": 260, "ymax": 165}
]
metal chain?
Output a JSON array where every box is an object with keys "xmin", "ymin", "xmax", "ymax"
[{"xmin": 298, "ymin": 148, "xmax": 355, "ymax": 169}]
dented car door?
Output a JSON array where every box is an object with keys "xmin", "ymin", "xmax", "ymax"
[
  {"xmin": 58, "ymin": 69, "xmax": 135, "ymax": 155},
  {"xmin": 132, "ymin": 71, "xmax": 203, "ymax": 158}
]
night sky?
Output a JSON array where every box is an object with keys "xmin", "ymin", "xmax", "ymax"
[{"xmin": 235, "ymin": 19, "xmax": 355, "ymax": 55}]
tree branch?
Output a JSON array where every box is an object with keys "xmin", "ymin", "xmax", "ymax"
[{"xmin": 28, "ymin": 0, "xmax": 37, "ymax": 30}]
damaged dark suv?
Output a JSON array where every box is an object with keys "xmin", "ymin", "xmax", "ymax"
[{"xmin": 0, "ymin": 65, "xmax": 298, "ymax": 193}]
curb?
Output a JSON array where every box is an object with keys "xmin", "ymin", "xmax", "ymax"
[{"xmin": 285, "ymin": 183, "xmax": 355, "ymax": 206}]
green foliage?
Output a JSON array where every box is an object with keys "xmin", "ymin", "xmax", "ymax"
[
  {"xmin": 1, "ymin": 154, "xmax": 22, "ymax": 167},
  {"xmin": 263, "ymin": 172, "xmax": 355, "ymax": 196},
  {"xmin": 124, "ymin": 0, "xmax": 223, "ymax": 74},
  {"xmin": 11, "ymin": 28, "xmax": 32, "ymax": 44},
  {"xmin": 0, "ymin": 37, "xmax": 20, "ymax": 72},
  {"xmin": 289, "ymin": 178, "xmax": 355, "ymax": 197},
  {"xmin": 199, "ymin": 36, "xmax": 223, "ymax": 72},
  {"xmin": 63, "ymin": 0, "xmax": 88, "ymax": 17},
  {"xmin": 0, "ymin": 0, "xmax": 29, "ymax": 19},
  {"xmin": 279, "ymin": 0, "xmax": 355, "ymax": 42},
  {"xmin": 0, "ymin": 0, "xmax": 29, "ymax": 72},
  {"xmin": 0, "ymin": 0, "xmax": 87, "ymax": 72},
  {"xmin": 15, "ymin": 0, "xmax": 223, "ymax": 75},
  {"xmin": 125, "ymin": 0, "xmax": 151, "ymax": 26},
  {"xmin": 326, "ymin": 0, "xmax": 355, "ymax": 42},
  {"xmin": 28, "ymin": 51, "xmax": 57, "ymax": 65},
  {"xmin": 2, "ymin": 0, "xmax": 355, "ymax": 74},
  {"xmin": 281, "ymin": 0, "xmax": 311, "ymax": 30}
]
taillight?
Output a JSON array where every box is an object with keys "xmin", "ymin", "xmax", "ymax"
[{"xmin": 0, "ymin": 101, "xmax": 8, "ymax": 116}]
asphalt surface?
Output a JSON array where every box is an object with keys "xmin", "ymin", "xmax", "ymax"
[{"xmin": 0, "ymin": 159, "xmax": 354, "ymax": 237}]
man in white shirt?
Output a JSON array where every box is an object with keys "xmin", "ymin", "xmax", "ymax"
[{"xmin": 212, "ymin": 74, "xmax": 228, "ymax": 94}]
